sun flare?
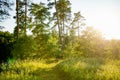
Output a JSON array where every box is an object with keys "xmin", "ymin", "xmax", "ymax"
[
  {"xmin": 84, "ymin": 6, "xmax": 120, "ymax": 40},
  {"xmin": 70, "ymin": 0, "xmax": 120, "ymax": 40}
]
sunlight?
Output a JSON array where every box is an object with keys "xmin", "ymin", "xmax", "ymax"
[
  {"xmin": 84, "ymin": 6, "xmax": 120, "ymax": 40},
  {"xmin": 70, "ymin": 0, "xmax": 120, "ymax": 40},
  {"xmin": 98, "ymin": 6, "xmax": 120, "ymax": 40}
]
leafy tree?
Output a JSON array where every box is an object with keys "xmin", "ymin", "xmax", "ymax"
[
  {"xmin": 29, "ymin": 2, "xmax": 50, "ymax": 35},
  {"xmin": 48, "ymin": 0, "xmax": 71, "ymax": 49},
  {"xmin": 15, "ymin": 0, "xmax": 29, "ymax": 38},
  {"xmin": 46, "ymin": 30, "xmax": 61, "ymax": 58},
  {"xmin": 105, "ymin": 39, "xmax": 120, "ymax": 59},
  {"xmin": 67, "ymin": 11, "xmax": 85, "ymax": 47},
  {"xmin": 55, "ymin": 0, "xmax": 71, "ymax": 49},
  {"xmin": 12, "ymin": 36, "xmax": 37, "ymax": 59},
  {"xmin": 47, "ymin": 0, "xmax": 61, "ymax": 45},
  {"xmin": 78, "ymin": 27, "xmax": 104, "ymax": 57},
  {"xmin": 71, "ymin": 12, "xmax": 85, "ymax": 37},
  {"xmin": 28, "ymin": 2, "xmax": 51, "ymax": 58},
  {"xmin": 0, "ymin": 31, "xmax": 14, "ymax": 63}
]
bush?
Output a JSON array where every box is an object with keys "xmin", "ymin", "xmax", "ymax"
[
  {"xmin": 0, "ymin": 31, "xmax": 14, "ymax": 63},
  {"xmin": 12, "ymin": 36, "xmax": 37, "ymax": 59}
]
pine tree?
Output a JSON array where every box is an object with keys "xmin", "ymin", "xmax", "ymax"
[{"xmin": 15, "ymin": 0, "xmax": 29, "ymax": 38}]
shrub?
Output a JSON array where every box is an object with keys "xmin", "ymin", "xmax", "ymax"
[{"xmin": 12, "ymin": 36, "xmax": 37, "ymax": 59}]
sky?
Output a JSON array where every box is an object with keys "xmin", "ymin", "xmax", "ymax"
[{"xmin": 1, "ymin": 0, "xmax": 120, "ymax": 39}]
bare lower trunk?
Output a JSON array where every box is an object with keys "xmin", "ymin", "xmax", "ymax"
[
  {"xmin": 54, "ymin": 0, "xmax": 61, "ymax": 45},
  {"xmin": 24, "ymin": 0, "xmax": 27, "ymax": 36},
  {"xmin": 16, "ymin": 0, "xmax": 19, "ymax": 39}
]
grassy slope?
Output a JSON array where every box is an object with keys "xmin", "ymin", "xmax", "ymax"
[
  {"xmin": 56, "ymin": 57, "xmax": 120, "ymax": 80},
  {"xmin": 0, "ymin": 58, "xmax": 120, "ymax": 80},
  {"xmin": 0, "ymin": 59, "xmax": 62, "ymax": 80}
]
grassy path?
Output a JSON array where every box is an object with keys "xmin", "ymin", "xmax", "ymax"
[
  {"xmin": 2, "ymin": 58, "xmax": 120, "ymax": 80},
  {"xmin": 32, "ymin": 62, "xmax": 61, "ymax": 80},
  {"xmin": 0, "ymin": 59, "xmax": 64, "ymax": 80}
]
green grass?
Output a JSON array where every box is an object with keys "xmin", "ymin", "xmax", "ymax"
[
  {"xmin": 0, "ymin": 59, "xmax": 61, "ymax": 80},
  {"xmin": 56, "ymin": 57, "xmax": 120, "ymax": 80},
  {"xmin": 0, "ymin": 58, "xmax": 120, "ymax": 80}
]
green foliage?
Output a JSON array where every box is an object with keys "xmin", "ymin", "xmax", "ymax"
[
  {"xmin": 78, "ymin": 27, "xmax": 104, "ymax": 57},
  {"xmin": 63, "ymin": 26, "xmax": 105, "ymax": 58},
  {"xmin": 34, "ymin": 32, "xmax": 62, "ymax": 59},
  {"xmin": 56, "ymin": 0, "xmax": 71, "ymax": 20},
  {"xmin": 104, "ymin": 39, "xmax": 120, "ymax": 59},
  {"xmin": 56, "ymin": 58, "xmax": 120, "ymax": 80},
  {"xmin": 1, "ymin": 58, "xmax": 120, "ymax": 80},
  {"xmin": 1, "ymin": 0, "xmax": 120, "ymax": 79},
  {"xmin": 0, "ymin": 59, "xmax": 60, "ymax": 80},
  {"xmin": 0, "ymin": 31, "xmax": 14, "ymax": 63},
  {"xmin": 27, "ymin": 2, "xmax": 53, "ymax": 59},
  {"xmin": 12, "ymin": 36, "xmax": 37, "ymax": 59},
  {"xmin": 47, "ymin": 33, "xmax": 61, "ymax": 58},
  {"xmin": 29, "ymin": 2, "xmax": 50, "ymax": 33},
  {"xmin": 14, "ymin": 0, "xmax": 29, "ymax": 37},
  {"xmin": 63, "ymin": 40, "xmax": 82, "ymax": 58},
  {"xmin": 34, "ymin": 34, "xmax": 49, "ymax": 58}
]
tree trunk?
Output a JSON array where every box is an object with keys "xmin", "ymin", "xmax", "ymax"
[
  {"xmin": 24, "ymin": 0, "xmax": 27, "ymax": 36},
  {"xmin": 54, "ymin": 0, "xmax": 62, "ymax": 45},
  {"xmin": 16, "ymin": 0, "xmax": 19, "ymax": 39},
  {"xmin": 78, "ymin": 21, "xmax": 79, "ymax": 39}
]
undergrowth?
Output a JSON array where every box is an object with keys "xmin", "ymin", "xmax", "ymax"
[
  {"xmin": 0, "ymin": 58, "xmax": 120, "ymax": 80},
  {"xmin": 56, "ymin": 57, "xmax": 120, "ymax": 80}
]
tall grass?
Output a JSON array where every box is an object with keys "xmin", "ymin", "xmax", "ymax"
[
  {"xmin": 1, "ymin": 58, "xmax": 120, "ymax": 80},
  {"xmin": 56, "ymin": 57, "xmax": 120, "ymax": 80},
  {"xmin": 0, "ymin": 59, "xmax": 60, "ymax": 80}
]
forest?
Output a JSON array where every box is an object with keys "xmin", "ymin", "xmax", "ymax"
[{"xmin": 0, "ymin": 0, "xmax": 120, "ymax": 80}]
